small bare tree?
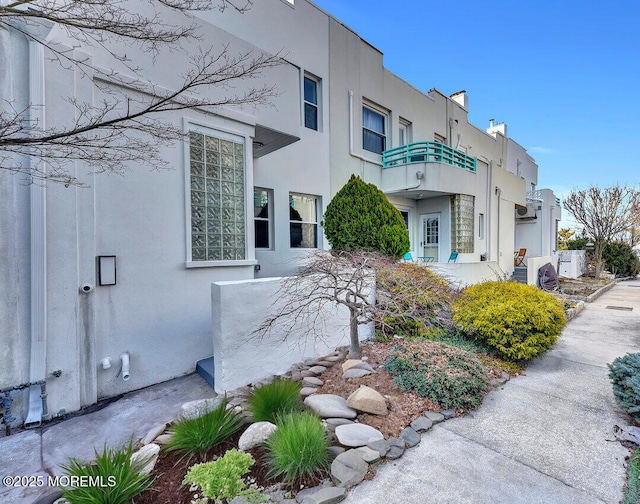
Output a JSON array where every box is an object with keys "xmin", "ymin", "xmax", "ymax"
[
  {"xmin": 253, "ymin": 251, "xmax": 453, "ymax": 359},
  {"xmin": 0, "ymin": 0, "xmax": 280, "ymax": 186},
  {"xmin": 563, "ymin": 185, "xmax": 640, "ymax": 279}
]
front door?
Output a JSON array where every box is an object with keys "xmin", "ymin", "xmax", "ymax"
[{"xmin": 420, "ymin": 213, "xmax": 440, "ymax": 261}]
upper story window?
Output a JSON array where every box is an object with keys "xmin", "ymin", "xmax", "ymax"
[
  {"xmin": 304, "ymin": 75, "xmax": 320, "ymax": 130},
  {"xmin": 189, "ymin": 130, "xmax": 246, "ymax": 261},
  {"xmin": 399, "ymin": 118, "xmax": 412, "ymax": 146},
  {"xmin": 362, "ymin": 104, "xmax": 387, "ymax": 154},
  {"xmin": 289, "ymin": 193, "xmax": 319, "ymax": 248},
  {"xmin": 254, "ymin": 188, "xmax": 272, "ymax": 249}
]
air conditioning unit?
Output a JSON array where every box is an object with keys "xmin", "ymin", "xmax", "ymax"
[{"xmin": 516, "ymin": 203, "xmax": 537, "ymax": 219}]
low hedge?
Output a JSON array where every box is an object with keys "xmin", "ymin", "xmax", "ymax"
[{"xmin": 451, "ymin": 282, "xmax": 566, "ymax": 362}]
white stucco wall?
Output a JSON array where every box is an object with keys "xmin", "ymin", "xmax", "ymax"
[
  {"xmin": 428, "ymin": 261, "xmax": 507, "ymax": 288},
  {"xmin": 211, "ymin": 277, "xmax": 371, "ymax": 393},
  {"xmin": 527, "ymin": 256, "xmax": 553, "ymax": 286}
]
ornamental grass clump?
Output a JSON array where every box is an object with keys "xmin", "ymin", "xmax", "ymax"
[
  {"xmin": 451, "ymin": 281, "xmax": 566, "ymax": 362},
  {"xmin": 247, "ymin": 378, "xmax": 304, "ymax": 424},
  {"xmin": 265, "ymin": 411, "xmax": 330, "ymax": 485},
  {"xmin": 384, "ymin": 340, "xmax": 490, "ymax": 413},
  {"xmin": 608, "ymin": 353, "xmax": 640, "ymax": 423},
  {"xmin": 165, "ymin": 397, "xmax": 244, "ymax": 459},
  {"xmin": 60, "ymin": 440, "xmax": 153, "ymax": 504},
  {"xmin": 182, "ymin": 449, "xmax": 266, "ymax": 503}
]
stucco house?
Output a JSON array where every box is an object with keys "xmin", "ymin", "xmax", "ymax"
[{"xmin": 0, "ymin": 0, "xmax": 557, "ymax": 429}]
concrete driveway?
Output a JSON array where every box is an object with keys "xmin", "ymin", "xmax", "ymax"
[{"xmin": 345, "ymin": 280, "xmax": 638, "ymax": 504}]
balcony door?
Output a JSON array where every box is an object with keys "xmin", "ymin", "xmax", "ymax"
[{"xmin": 420, "ymin": 213, "xmax": 440, "ymax": 261}]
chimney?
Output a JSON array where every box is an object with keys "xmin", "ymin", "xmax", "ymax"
[{"xmin": 450, "ymin": 90, "xmax": 468, "ymax": 109}]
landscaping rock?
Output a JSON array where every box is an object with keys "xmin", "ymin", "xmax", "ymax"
[
  {"xmin": 296, "ymin": 481, "xmax": 334, "ymax": 503},
  {"xmin": 324, "ymin": 355, "xmax": 344, "ymax": 363},
  {"xmin": 300, "ymin": 387, "xmax": 318, "ymax": 397},
  {"xmin": 301, "ymin": 370, "xmax": 315, "ymax": 378},
  {"xmin": 301, "ymin": 486, "xmax": 347, "ymax": 504},
  {"xmin": 130, "ymin": 443, "xmax": 160, "ymax": 475},
  {"xmin": 367, "ymin": 438, "xmax": 390, "ymax": 457},
  {"xmin": 325, "ymin": 418, "xmax": 354, "ymax": 427},
  {"xmin": 335, "ymin": 424, "xmax": 384, "ymax": 447},
  {"xmin": 353, "ymin": 446, "xmax": 380, "ymax": 464},
  {"xmin": 309, "ymin": 365, "xmax": 327, "ymax": 375},
  {"xmin": 341, "ymin": 359, "xmax": 363, "ymax": 372},
  {"xmin": 331, "ymin": 449, "xmax": 369, "ymax": 488},
  {"xmin": 423, "ymin": 411, "xmax": 445, "ymax": 424},
  {"xmin": 346, "ymin": 386, "xmax": 387, "ymax": 416},
  {"xmin": 238, "ymin": 421, "xmax": 277, "ymax": 451},
  {"xmin": 315, "ymin": 360, "xmax": 335, "ymax": 367},
  {"xmin": 180, "ymin": 396, "xmax": 224, "ymax": 420},
  {"xmin": 342, "ymin": 368, "xmax": 372, "ymax": 379},
  {"xmin": 291, "ymin": 370, "xmax": 303, "ymax": 381},
  {"xmin": 410, "ymin": 416, "xmax": 433, "ymax": 432},
  {"xmin": 302, "ymin": 376, "xmax": 324, "ymax": 387},
  {"xmin": 386, "ymin": 437, "xmax": 406, "ymax": 459},
  {"xmin": 53, "ymin": 499, "xmax": 71, "ymax": 504},
  {"xmin": 154, "ymin": 433, "xmax": 173, "ymax": 445},
  {"xmin": 351, "ymin": 362, "xmax": 375, "ymax": 372},
  {"xmin": 441, "ymin": 409, "xmax": 456, "ymax": 419},
  {"xmin": 33, "ymin": 489, "xmax": 63, "ymax": 504},
  {"xmin": 305, "ymin": 395, "xmax": 357, "ymax": 419},
  {"xmin": 400, "ymin": 427, "xmax": 421, "ymax": 448},
  {"xmin": 141, "ymin": 423, "xmax": 167, "ymax": 445},
  {"xmin": 328, "ymin": 446, "xmax": 346, "ymax": 459}
]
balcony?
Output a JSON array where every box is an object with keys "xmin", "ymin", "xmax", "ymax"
[{"xmin": 383, "ymin": 141, "xmax": 476, "ymax": 173}]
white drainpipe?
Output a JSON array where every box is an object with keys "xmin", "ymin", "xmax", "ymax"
[{"xmin": 25, "ymin": 40, "xmax": 47, "ymax": 427}]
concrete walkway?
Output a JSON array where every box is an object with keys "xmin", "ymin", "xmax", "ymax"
[
  {"xmin": 345, "ymin": 280, "xmax": 638, "ymax": 504},
  {"xmin": 0, "ymin": 373, "xmax": 215, "ymax": 504}
]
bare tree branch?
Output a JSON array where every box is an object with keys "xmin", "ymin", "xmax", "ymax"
[
  {"xmin": 0, "ymin": 0, "xmax": 280, "ymax": 186},
  {"xmin": 563, "ymin": 184, "xmax": 640, "ymax": 278}
]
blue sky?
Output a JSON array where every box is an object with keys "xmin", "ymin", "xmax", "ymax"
[{"xmin": 312, "ymin": 0, "xmax": 640, "ymax": 228}]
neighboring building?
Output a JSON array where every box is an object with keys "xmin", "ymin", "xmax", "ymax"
[{"xmin": 0, "ymin": 0, "xmax": 556, "ymax": 426}]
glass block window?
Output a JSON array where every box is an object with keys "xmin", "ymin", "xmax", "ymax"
[
  {"xmin": 254, "ymin": 188, "xmax": 271, "ymax": 249},
  {"xmin": 289, "ymin": 193, "xmax": 318, "ymax": 248},
  {"xmin": 304, "ymin": 76, "xmax": 319, "ymax": 130},
  {"xmin": 189, "ymin": 131, "xmax": 245, "ymax": 261},
  {"xmin": 362, "ymin": 105, "xmax": 386, "ymax": 154},
  {"xmin": 450, "ymin": 194, "xmax": 474, "ymax": 254}
]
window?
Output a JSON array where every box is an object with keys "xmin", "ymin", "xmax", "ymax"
[
  {"xmin": 450, "ymin": 194, "xmax": 474, "ymax": 253},
  {"xmin": 478, "ymin": 213, "xmax": 485, "ymax": 239},
  {"xmin": 434, "ymin": 133, "xmax": 446, "ymax": 145},
  {"xmin": 304, "ymin": 76, "xmax": 319, "ymax": 130},
  {"xmin": 189, "ymin": 130, "xmax": 245, "ymax": 261},
  {"xmin": 362, "ymin": 105, "xmax": 387, "ymax": 154},
  {"xmin": 254, "ymin": 188, "xmax": 272, "ymax": 249},
  {"xmin": 289, "ymin": 193, "xmax": 318, "ymax": 248},
  {"xmin": 399, "ymin": 118, "xmax": 412, "ymax": 146}
]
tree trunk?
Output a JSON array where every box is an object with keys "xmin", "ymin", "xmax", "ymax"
[
  {"xmin": 594, "ymin": 241, "xmax": 604, "ymax": 279},
  {"xmin": 349, "ymin": 308, "xmax": 361, "ymax": 359}
]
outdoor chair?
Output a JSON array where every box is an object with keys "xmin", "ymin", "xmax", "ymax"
[
  {"xmin": 514, "ymin": 248, "xmax": 527, "ymax": 266},
  {"xmin": 402, "ymin": 252, "xmax": 414, "ymax": 262},
  {"xmin": 448, "ymin": 251, "xmax": 458, "ymax": 263}
]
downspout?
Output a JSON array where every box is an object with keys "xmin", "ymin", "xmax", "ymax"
[
  {"xmin": 496, "ymin": 187, "xmax": 503, "ymax": 270},
  {"xmin": 25, "ymin": 40, "xmax": 48, "ymax": 428},
  {"xmin": 486, "ymin": 161, "xmax": 493, "ymax": 260}
]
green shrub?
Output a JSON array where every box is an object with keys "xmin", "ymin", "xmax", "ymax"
[
  {"xmin": 608, "ymin": 353, "xmax": 640, "ymax": 423},
  {"xmin": 166, "ymin": 398, "xmax": 245, "ymax": 458},
  {"xmin": 451, "ymin": 282, "xmax": 566, "ymax": 362},
  {"xmin": 603, "ymin": 241, "xmax": 640, "ymax": 277},
  {"xmin": 182, "ymin": 449, "xmax": 266, "ymax": 503},
  {"xmin": 265, "ymin": 411, "xmax": 330, "ymax": 484},
  {"xmin": 247, "ymin": 378, "xmax": 304, "ymax": 424},
  {"xmin": 321, "ymin": 175, "xmax": 409, "ymax": 259},
  {"xmin": 384, "ymin": 340, "xmax": 489, "ymax": 413},
  {"xmin": 60, "ymin": 441, "xmax": 152, "ymax": 504},
  {"xmin": 375, "ymin": 262, "xmax": 453, "ymax": 340}
]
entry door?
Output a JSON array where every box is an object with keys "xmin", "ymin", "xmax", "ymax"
[{"xmin": 420, "ymin": 214, "xmax": 440, "ymax": 261}]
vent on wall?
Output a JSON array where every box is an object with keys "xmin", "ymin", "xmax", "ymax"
[{"xmin": 516, "ymin": 203, "xmax": 537, "ymax": 220}]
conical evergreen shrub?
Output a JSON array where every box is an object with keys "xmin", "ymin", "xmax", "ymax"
[{"xmin": 322, "ymin": 175, "xmax": 409, "ymax": 258}]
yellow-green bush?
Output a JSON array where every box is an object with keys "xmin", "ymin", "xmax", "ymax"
[
  {"xmin": 376, "ymin": 263, "xmax": 453, "ymax": 340},
  {"xmin": 451, "ymin": 282, "xmax": 566, "ymax": 362}
]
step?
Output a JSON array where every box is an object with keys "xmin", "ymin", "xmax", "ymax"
[{"xmin": 196, "ymin": 356, "xmax": 215, "ymax": 389}]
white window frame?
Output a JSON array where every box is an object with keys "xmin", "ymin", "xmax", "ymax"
[
  {"xmin": 184, "ymin": 120, "xmax": 257, "ymax": 268},
  {"xmin": 362, "ymin": 101, "xmax": 388, "ymax": 155},
  {"xmin": 303, "ymin": 73, "xmax": 321, "ymax": 131},
  {"xmin": 289, "ymin": 192, "xmax": 320, "ymax": 249},
  {"xmin": 254, "ymin": 187, "xmax": 273, "ymax": 250},
  {"xmin": 398, "ymin": 117, "xmax": 412, "ymax": 146}
]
